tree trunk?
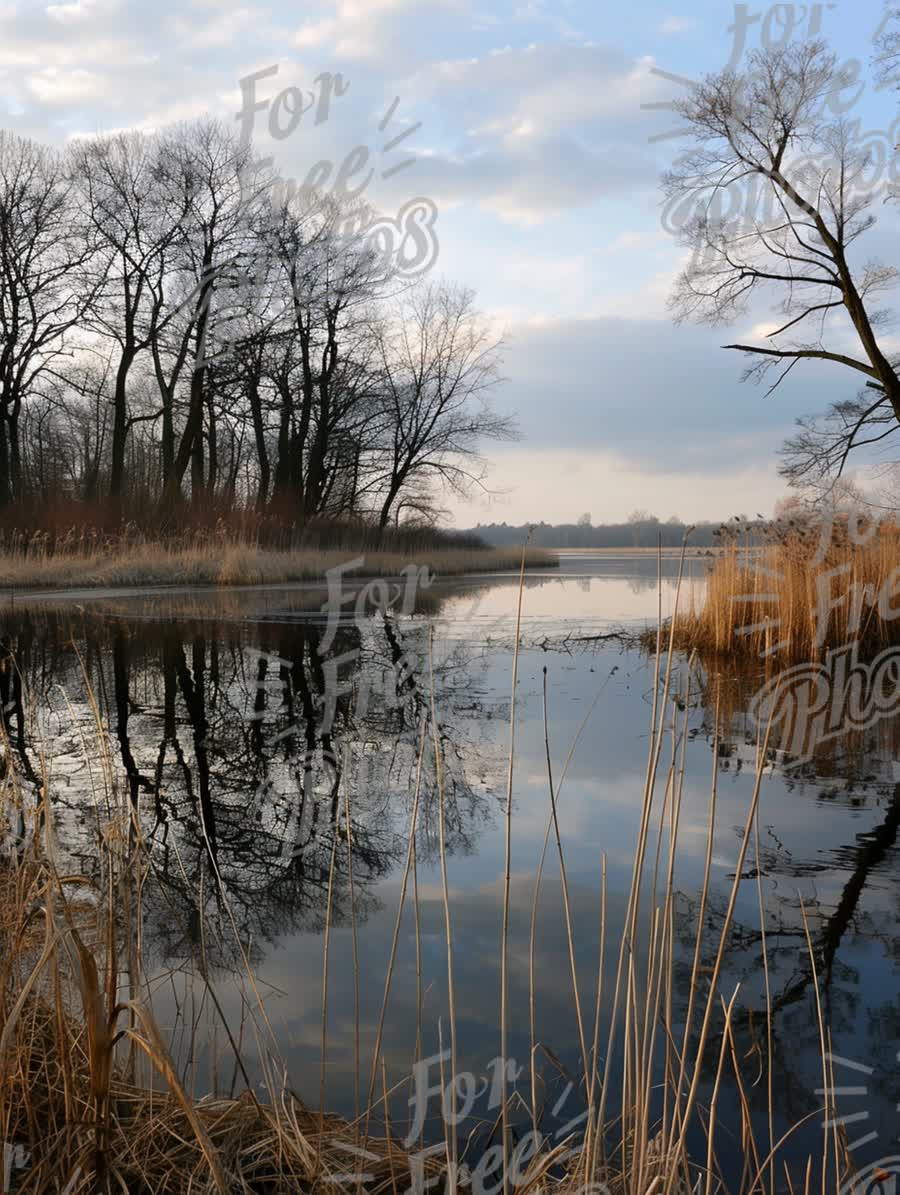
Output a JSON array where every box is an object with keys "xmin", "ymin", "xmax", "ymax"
[
  {"xmin": 8, "ymin": 406, "xmax": 22, "ymax": 503},
  {"xmin": 161, "ymin": 391, "xmax": 175, "ymax": 489},
  {"xmin": 206, "ymin": 392, "xmax": 218, "ymax": 499},
  {"xmin": 249, "ymin": 381, "xmax": 270, "ymax": 510},
  {"xmin": 109, "ymin": 347, "xmax": 136, "ymax": 501},
  {"xmin": 0, "ymin": 412, "xmax": 10, "ymax": 508}
]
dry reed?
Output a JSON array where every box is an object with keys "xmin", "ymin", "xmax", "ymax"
[
  {"xmin": 668, "ymin": 521, "xmax": 900, "ymax": 662},
  {"xmin": 0, "ymin": 538, "xmax": 554, "ymax": 592}
]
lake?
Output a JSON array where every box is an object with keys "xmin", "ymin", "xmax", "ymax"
[{"xmin": 2, "ymin": 550, "xmax": 898, "ymax": 1184}]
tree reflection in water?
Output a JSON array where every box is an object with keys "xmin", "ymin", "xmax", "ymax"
[
  {"xmin": 0, "ymin": 602, "xmax": 496, "ymax": 975},
  {"xmin": 673, "ymin": 655, "xmax": 900, "ymax": 1156}
]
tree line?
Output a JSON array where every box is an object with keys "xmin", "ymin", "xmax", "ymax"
[
  {"xmin": 469, "ymin": 518, "xmax": 722, "ymax": 548},
  {"xmin": 0, "ymin": 119, "xmax": 514, "ymax": 527}
]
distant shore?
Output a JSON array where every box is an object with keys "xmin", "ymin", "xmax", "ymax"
[{"xmin": 553, "ymin": 545, "xmax": 720, "ymax": 556}]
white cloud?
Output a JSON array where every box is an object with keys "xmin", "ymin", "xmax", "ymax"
[
  {"xmin": 0, "ymin": 1, "xmax": 147, "ymax": 73},
  {"xmin": 418, "ymin": 44, "xmax": 664, "ymax": 138},
  {"xmin": 169, "ymin": 6, "xmax": 261, "ymax": 49},
  {"xmin": 401, "ymin": 44, "xmax": 670, "ymax": 222},
  {"xmin": 46, "ymin": 0, "xmax": 119, "ymax": 23},
  {"xmin": 26, "ymin": 66, "xmax": 109, "ymax": 104},
  {"xmin": 293, "ymin": 0, "xmax": 466, "ymax": 62},
  {"xmin": 658, "ymin": 15, "xmax": 695, "ymax": 34},
  {"xmin": 293, "ymin": 17, "xmax": 337, "ymax": 49}
]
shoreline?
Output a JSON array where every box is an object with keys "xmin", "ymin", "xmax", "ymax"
[
  {"xmin": 0, "ymin": 544, "xmax": 556, "ymax": 597},
  {"xmin": 552, "ymin": 545, "xmax": 719, "ymax": 555}
]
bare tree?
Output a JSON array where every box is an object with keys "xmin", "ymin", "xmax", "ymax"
[
  {"xmin": 26, "ymin": 360, "xmax": 112, "ymax": 500},
  {"xmin": 70, "ymin": 132, "xmax": 195, "ymax": 502},
  {"xmin": 875, "ymin": 3, "xmax": 900, "ymax": 91},
  {"xmin": 0, "ymin": 118, "xmax": 512, "ymax": 533},
  {"xmin": 0, "ymin": 132, "xmax": 94, "ymax": 505},
  {"xmin": 153, "ymin": 120, "xmax": 270, "ymax": 504},
  {"xmin": 667, "ymin": 42, "xmax": 900, "ymax": 486},
  {"xmin": 372, "ymin": 282, "xmax": 514, "ymax": 528},
  {"xmin": 265, "ymin": 193, "xmax": 384, "ymax": 518}
]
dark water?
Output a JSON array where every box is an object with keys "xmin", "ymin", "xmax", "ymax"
[{"xmin": 2, "ymin": 552, "xmax": 899, "ymax": 1178}]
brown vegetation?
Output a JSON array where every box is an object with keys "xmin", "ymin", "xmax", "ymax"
[
  {"xmin": 0, "ymin": 519, "xmax": 554, "ymax": 591},
  {"xmin": 668, "ymin": 521, "xmax": 900, "ymax": 663}
]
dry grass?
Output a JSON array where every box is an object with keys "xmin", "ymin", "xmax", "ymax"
[
  {"xmin": 667, "ymin": 521, "xmax": 900, "ymax": 663},
  {"xmin": 0, "ymin": 767, "xmax": 446, "ymax": 1194},
  {"xmin": 0, "ymin": 558, "xmax": 864, "ymax": 1193},
  {"xmin": 0, "ymin": 540, "xmax": 554, "ymax": 592}
]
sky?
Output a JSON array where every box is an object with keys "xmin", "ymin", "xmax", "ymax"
[{"xmin": 0, "ymin": 0, "xmax": 897, "ymax": 525}]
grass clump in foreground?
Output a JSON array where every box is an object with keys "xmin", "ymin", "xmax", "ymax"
[
  {"xmin": 0, "ymin": 595, "xmax": 863, "ymax": 1194},
  {"xmin": 0, "ymin": 520, "xmax": 554, "ymax": 590},
  {"xmin": 666, "ymin": 518, "xmax": 900, "ymax": 663}
]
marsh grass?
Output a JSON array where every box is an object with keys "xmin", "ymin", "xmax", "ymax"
[
  {"xmin": 0, "ymin": 534, "xmax": 554, "ymax": 591},
  {"xmin": 0, "ymin": 552, "xmax": 862, "ymax": 1193},
  {"xmin": 667, "ymin": 522, "xmax": 900, "ymax": 663}
]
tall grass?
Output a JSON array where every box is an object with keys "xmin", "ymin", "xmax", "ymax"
[
  {"xmin": 669, "ymin": 521, "xmax": 900, "ymax": 662},
  {"xmin": 0, "ymin": 705, "xmax": 432, "ymax": 1194},
  {"xmin": 0, "ymin": 560, "xmax": 862, "ymax": 1194},
  {"xmin": 0, "ymin": 532, "xmax": 554, "ymax": 591}
]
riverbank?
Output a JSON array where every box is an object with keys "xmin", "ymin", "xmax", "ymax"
[{"xmin": 0, "ymin": 542, "xmax": 555, "ymax": 592}]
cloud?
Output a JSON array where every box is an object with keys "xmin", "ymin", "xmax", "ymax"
[
  {"xmin": 440, "ymin": 311, "xmax": 859, "ymax": 522},
  {"xmin": 25, "ymin": 66, "xmax": 110, "ymax": 105},
  {"xmin": 449, "ymin": 446, "xmax": 787, "ymax": 523},
  {"xmin": 0, "ymin": 5, "xmax": 672, "ymax": 232},
  {"xmin": 415, "ymin": 43, "xmax": 664, "ymax": 139},
  {"xmin": 292, "ymin": 18, "xmax": 338, "ymax": 49},
  {"xmin": 168, "ymin": 7, "xmax": 262, "ymax": 50},
  {"xmin": 46, "ymin": 0, "xmax": 120, "ymax": 22},
  {"xmin": 658, "ymin": 15, "xmax": 695, "ymax": 34},
  {"xmin": 0, "ymin": 3, "xmax": 150, "ymax": 74},
  {"xmin": 401, "ymin": 44, "xmax": 670, "ymax": 222},
  {"xmin": 411, "ymin": 133, "xmax": 655, "ymax": 225},
  {"xmin": 293, "ymin": 0, "xmax": 467, "ymax": 63},
  {"xmin": 512, "ymin": 315, "xmax": 842, "ymax": 446}
]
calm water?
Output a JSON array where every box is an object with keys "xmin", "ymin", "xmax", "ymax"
[{"xmin": 2, "ymin": 552, "xmax": 899, "ymax": 1176}]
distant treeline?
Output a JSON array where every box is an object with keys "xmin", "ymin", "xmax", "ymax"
[{"xmin": 465, "ymin": 520, "xmax": 724, "ymax": 548}]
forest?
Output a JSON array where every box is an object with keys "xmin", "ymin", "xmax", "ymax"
[{"xmin": 0, "ymin": 119, "xmax": 513, "ymax": 530}]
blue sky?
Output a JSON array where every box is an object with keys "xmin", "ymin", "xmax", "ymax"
[{"xmin": 1, "ymin": 0, "xmax": 897, "ymax": 523}]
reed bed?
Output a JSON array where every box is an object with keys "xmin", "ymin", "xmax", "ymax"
[
  {"xmin": 0, "ymin": 556, "xmax": 862, "ymax": 1194},
  {"xmin": 0, "ymin": 538, "xmax": 553, "ymax": 591},
  {"xmin": 668, "ymin": 520, "xmax": 900, "ymax": 663}
]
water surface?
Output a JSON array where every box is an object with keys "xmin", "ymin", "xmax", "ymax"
[{"xmin": 2, "ymin": 551, "xmax": 898, "ymax": 1177}]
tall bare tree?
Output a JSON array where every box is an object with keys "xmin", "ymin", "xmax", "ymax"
[
  {"xmin": 667, "ymin": 42, "xmax": 900, "ymax": 486},
  {"xmin": 0, "ymin": 132, "xmax": 93, "ymax": 505},
  {"xmin": 71, "ymin": 132, "xmax": 192, "ymax": 502},
  {"xmin": 153, "ymin": 120, "xmax": 270, "ymax": 505},
  {"xmin": 266, "ymin": 194, "xmax": 383, "ymax": 518},
  {"xmin": 373, "ymin": 282, "xmax": 513, "ymax": 528}
]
